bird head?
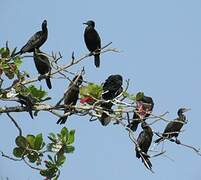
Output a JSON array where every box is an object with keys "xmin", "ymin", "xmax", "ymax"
[
  {"xmin": 108, "ymin": 74, "xmax": 123, "ymax": 85},
  {"xmin": 72, "ymin": 75, "xmax": 83, "ymax": 86},
  {"xmin": 42, "ymin": 20, "xmax": 47, "ymax": 30},
  {"xmin": 177, "ymin": 107, "xmax": 191, "ymax": 115},
  {"xmin": 83, "ymin": 20, "xmax": 95, "ymax": 28}
]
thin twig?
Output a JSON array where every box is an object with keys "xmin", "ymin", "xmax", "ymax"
[
  {"xmin": 21, "ymin": 42, "xmax": 115, "ymax": 86},
  {"xmin": 0, "ymin": 151, "xmax": 22, "ymax": 161},
  {"xmin": 23, "ymin": 158, "xmax": 42, "ymax": 171},
  {"xmin": 6, "ymin": 113, "xmax": 22, "ymax": 136}
]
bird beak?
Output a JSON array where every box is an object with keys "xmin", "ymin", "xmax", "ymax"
[
  {"xmin": 184, "ymin": 108, "xmax": 191, "ymax": 112},
  {"xmin": 83, "ymin": 22, "xmax": 88, "ymax": 25}
]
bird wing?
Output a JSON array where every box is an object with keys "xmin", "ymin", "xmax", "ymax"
[
  {"xmin": 163, "ymin": 120, "xmax": 183, "ymax": 134},
  {"xmin": 137, "ymin": 129, "xmax": 153, "ymax": 153},
  {"xmin": 21, "ymin": 31, "xmax": 45, "ymax": 52},
  {"xmin": 64, "ymin": 85, "xmax": 79, "ymax": 105},
  {"xmin": 84, "ymin": 28, "xmax": 101, "ymax": 52},
  {"xmin": 34, "ymin": 51, "xmax": 51, "ymax": 75}
]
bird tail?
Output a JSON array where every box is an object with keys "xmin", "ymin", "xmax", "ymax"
[
  {"xmin": 57, "ymin": 116, "xmax": 68, "ymax": 125},
  {"xmin": 154, "ymin": 137, "xmax": 163, "ymax": 143},
  {"xmin": 142, "ymin": 156, "xmax": 152, "ymax": 169},
  {"xmin": 27, "ymin": 108, "xmax": 34, "ymax": 119},
  {"xmin": 46, "ymin": 77, "xmax": 52, "ymax": 89},
  {"xmin": 99, "ymin": 112, "xmax": 111, "ymax": 126},
  {"xmin": 136, "ymin": 148, "xmax": 153, "ymax": 170},
  {"xmin": 12, "ymin": 50, "xmax": 21, "ymax": 57},
  {"xmin": 94, "ymin": 54, "xmax": 100, "ymax": 68}
]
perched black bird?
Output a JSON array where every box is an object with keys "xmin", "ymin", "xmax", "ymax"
[
  {"xmin": 17, "ymin": 94, "xmax": 35, "ymax": 119},
  {"xmin": 136, "ymin": 122, "xmax": 153, "ymax": 169},
  {"xmin": 14, "ymin": 20, "xmax": 48, "ymax": 56},
  {"xmin": 99, "ymin": 75, "xmax": 123, "ymax": 126},
  {"xmin": 129, "ymin": 92, "xmax": 154, "ymax": 131},
  {"xmin": 33, "ymin": 48, "xmax": 52, "ymax": 89},
  {"xmin": 83, "ymin": 20, "xmax": 101, "ymax": 68},
  {"xmin": 102, "ymin": 75, "xmax": 123, "ymax": 100},
  {"xmin": 57, "ymin": 75, "xmax": 83, "ymax": 124},
  {"xmin": 155, "ymin": 108, "xmax": 190, "ymax": 143}
]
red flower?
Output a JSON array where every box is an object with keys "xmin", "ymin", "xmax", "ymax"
[{"xmin": 80, "ymin": 96, "xmax": 94, "ymax": 104}]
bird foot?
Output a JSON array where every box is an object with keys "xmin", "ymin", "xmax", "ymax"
[
  {"xmin": 38, "ymin": 75, "xmax": 43, "ymax": 81},
  {"xmin": 89, "ymin": 52, "xmax": 93, "ymax": 56},
  {"xmin": 175, "ymin": 139, "xmax": 181, "ymax": 144}
]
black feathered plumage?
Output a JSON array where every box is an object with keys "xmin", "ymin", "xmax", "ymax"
[
  {"xmin": 84, "ymin": 20, "xmax": 101, "ymax": 68},
  {"xmin": 155, "ymin": 108, "xmax": 190, "ymax": 143},
  {"xmin": 99, "ymin": 75, "xmax": 123, "ymax": 126},
  {"xmin": 57, "ymin": 75, "xmax": 83, "ymax": 124},
  {"xmin": 17, "ymin": 94, "xmax": 35, "ymax": 119},
  {"xmin": 136, "ymin": 122, "xmax": 153, "ymax": 169},
  {"xmin": 33, "ymin": 48, "xmax": 52, "ymax": 89},
  {"xmin": 14, "ymin": 20, "xmax": 48, "ymax": 56}
]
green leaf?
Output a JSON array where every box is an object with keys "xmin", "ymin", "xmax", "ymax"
[
  {"xmin": 68, "ymin": 130, "xmax": 75, "ymax": 144},
  {"xmin": 48, "ymin": 136, "xmax": 57, "ymax": 143},
  {"xmin": 26, "ymin": 135, "xmax": 35, "ymax": 149},
  {"xmin": 60, "ymin": 127, "xmax": 68, "ymax": 143},
  {"xmin": 49, "ymin": 133, "xmax": 56, "ymax": 140},
  {"xmin": 80, "ymin": 83, "xmax": 102, "ymax": 99},
  {"xmin": 13, "ymin": 56, "xmax": 22, "ymax": 68},
  {"xmin": 65, "ymin": 145, "xmax": 75, "ymax": 153},
  {"xmin": 1, "ymin": 63, "xmax": 9, "ymax": 69},
  {"xmin": 27, "ymin": 151, "xmax": 38, "ymax": 163},
  {"xmin": 25, "ymin": 85, "xmax": 47, "ymax": 102},
  {"xmin": 0, "ymin": 47, "xmax": 10, "ymax": 58},
  {"xmin": 56, "ymin": 153, "xmax": 66, "ymax": 166},
  {"xmin": 53, "ymin": 175, "xmax": 59, "ymax": 180},
  {"xmin": 40, "ymin": 167, "xmax": 58, "ymax": 178},
  {"xmin": 15, "ymin": 136, "xmax": 28, "ymax": 148},
  {"xmin": 61, "ymin": 127, "xmax": 68, "ymax": 137},
  {"xmin": 34, "ymin": 133, "xmax": 43, "ymax": 150},
  {"xmin": 48, "ymin": 155, "xmax": 54, "ymax": 163},
  {"xmin": 13, "ymin": 147, "xmax": 25, "ymax": 158},
  {"xmin": 136, "ymin": 92, "xmax": 144, "ymax": 101}
]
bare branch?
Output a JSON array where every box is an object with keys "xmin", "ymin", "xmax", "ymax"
[
  {"xmin": 6, "ymin": 113, "xmax": 22, "ymax": 136},
  {"xmin": 23, "ymin": 158, "xmax": 42, "ymax": 171},
  {"xmin": 21, "ymin": 42, "xmax": 115, "ymax": 86},
  {"xmin": 0, "ymin": 151, "xmax": 22, "ymax": 161}
]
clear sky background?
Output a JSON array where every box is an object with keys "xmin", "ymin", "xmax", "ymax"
[{"xmin": 1, "ymin": 0, "xmax": 201, "ymax": 179}]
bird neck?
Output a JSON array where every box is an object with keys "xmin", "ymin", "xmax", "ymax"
[
  {"xmin": 87, "ymin": 25, "xmax": 94, "ymax": 30},
  {"xmin": 144, "ymin": 126, "xmax": 153, "ymax": 136},
  {"xmin": 178, "ymin": 114, "xmax": 186, "ymax": 122},
  {"xmin": 42, "ymin": 25, "xmax": 48, "ymax": 33}
]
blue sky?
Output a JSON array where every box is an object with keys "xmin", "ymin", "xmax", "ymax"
[{"xmin": 1, "ymin": 0, "xmax": 201, "ymax": 179}]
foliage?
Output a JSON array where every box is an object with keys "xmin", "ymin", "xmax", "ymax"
[
  {"xmin": 80, "ymin": 83, "xmax": 102, "ymax": 104},
  {"xmin": 12, "ymin": 127, "xmax": 75, "ymax": 179}
]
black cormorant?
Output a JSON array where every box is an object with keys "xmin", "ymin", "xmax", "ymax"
[
  {"xmin": 17, "ymin": 94, "xmax": 35, "ymax": 119},
  {"xmin": 33, "ymin": 48, "xmax": 52, "ymax": 89},
  {"xmin": 99, "ymin": 75, "xmax": 123, "ymax": 126},
  {"xmin": 57, "ymin": 75, "xmax": 83, "ymax": 124},
  {"xmin": 155, "ymin": 108, "xmax": 190, "ymax": 143},
  {"xmin": 136, "ymin": 122, "xmax": 153, "ymax": 168},
  {"xmin": 83, "ymin": 20, "xmax": 101, "ymax": 68},
  {"xmin": 14, "ymin": 20, "xmax": 48, "ymax": 56}
]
